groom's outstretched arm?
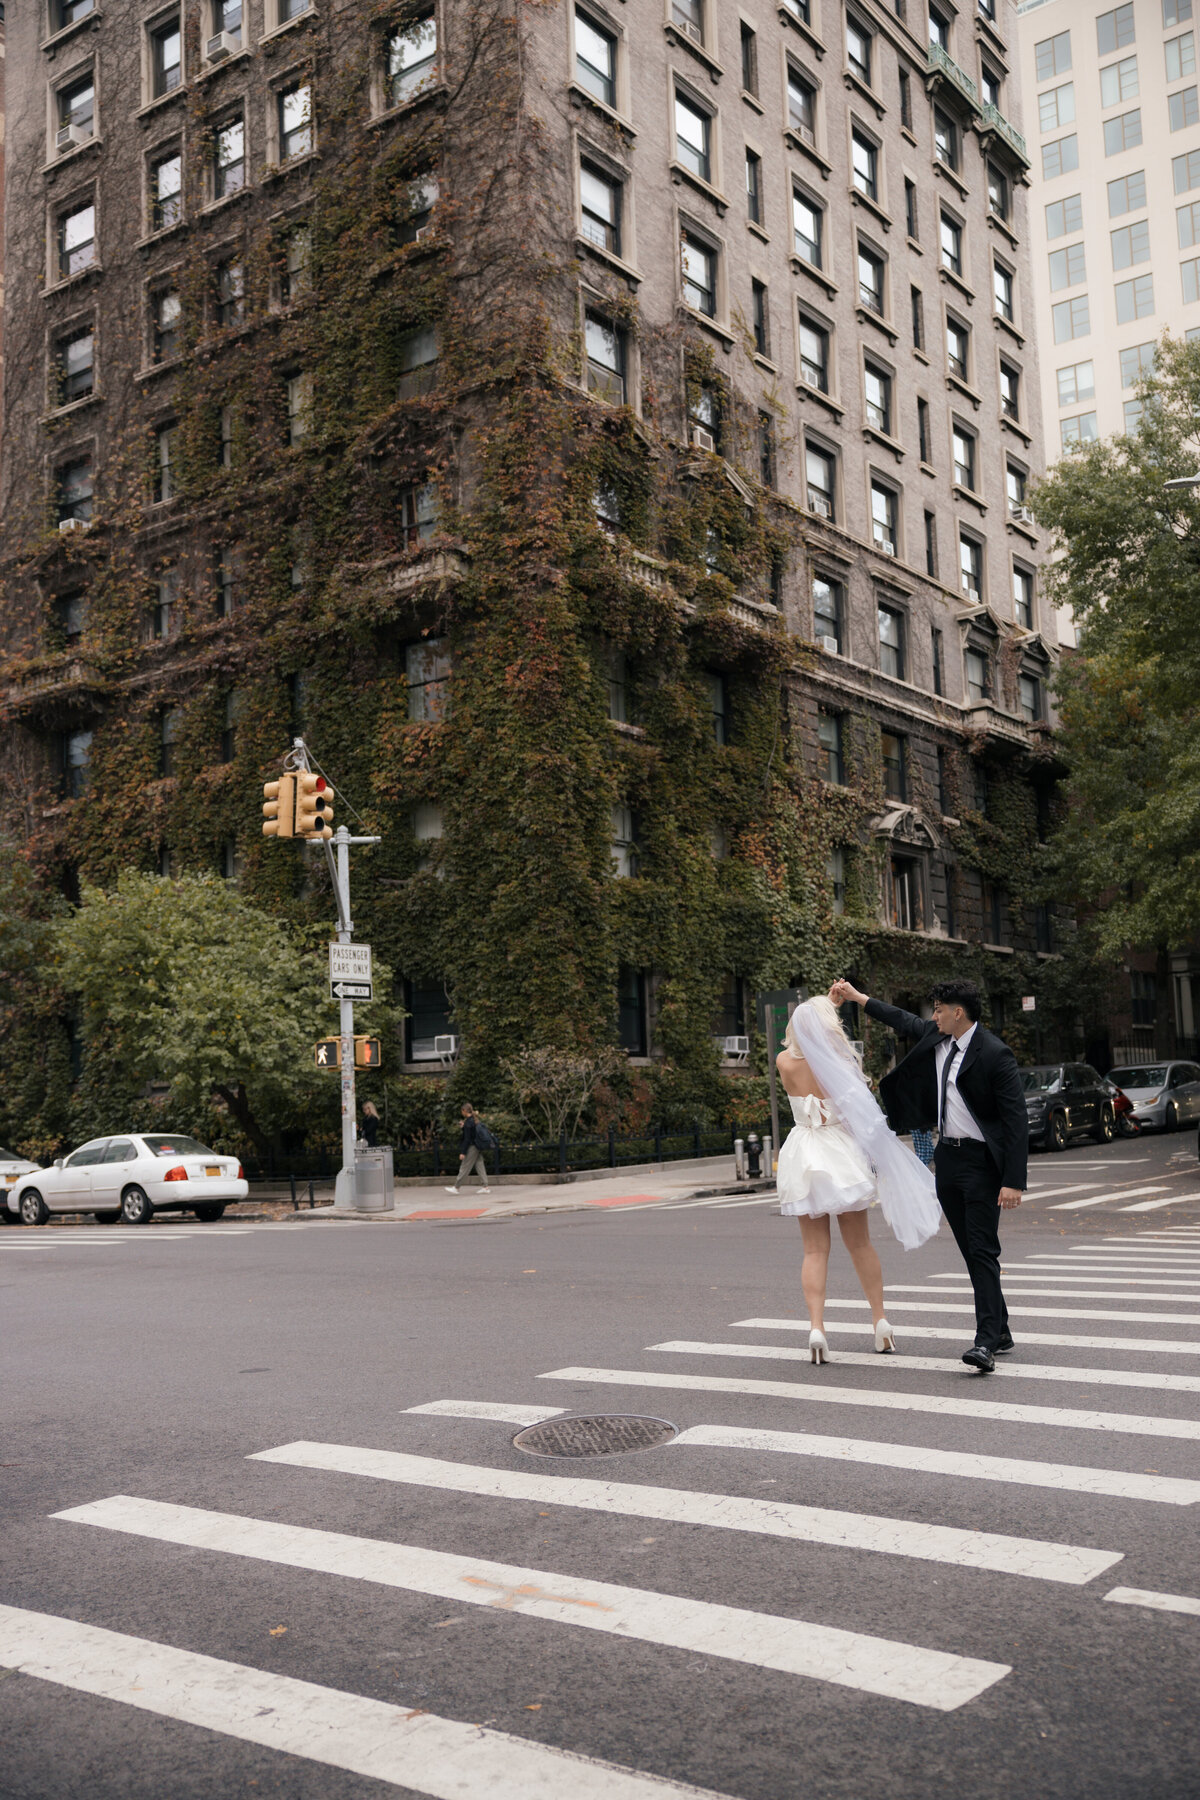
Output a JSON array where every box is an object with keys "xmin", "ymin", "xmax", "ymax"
[
  {"xmin": 993, "ymin": 1041, "xmax": 1030, "ymax": 1191},
  {"xmin": 863, "ymin": 996, "xmax": 933, "ymax": 1043}
]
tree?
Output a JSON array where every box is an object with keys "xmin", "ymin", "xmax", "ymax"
[
  {"xmin": 1033, "ymin": 336, "xmax": 1200, "ymax": 1051},
  {"xmin": 54, "ymin": 872, "xmax": 396, "ymax": 1154}
]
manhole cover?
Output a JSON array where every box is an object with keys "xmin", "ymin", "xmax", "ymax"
[{"xmin": 513, "ymin": 1414, "xmax": 678, "ymax": 1458}]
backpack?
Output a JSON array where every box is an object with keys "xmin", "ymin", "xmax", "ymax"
[{"xmin": 474, "ymin": 1119, "xmax": 497, "ymax": 1152}]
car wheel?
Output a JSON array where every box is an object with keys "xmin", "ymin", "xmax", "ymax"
[
  {"xmin": 95, "ymin": 1210, "xmax": 121, "ymax": 1224},
  {"xmin": 1166, "ymin": 1103, "xmax": 1180, "ymax": 1134},
  {"xmin": 19, "ymin": 1190, "xmax": 49, "ymax": 1226},
  {"xmin": 120, "ymin": 1186, "xmax": 154, "ymax": 1225},
  {"xmin": 1046, "ymin": 1112, "xmax": 1068, "ymax": 1152},
  {"xmin": 193, "ymin": 1203, "xmax": 226, "ymax": 1223},
  {"xmin": 1092, "ymin": 1104, "xmax": 1115, "ymax": 1144}
]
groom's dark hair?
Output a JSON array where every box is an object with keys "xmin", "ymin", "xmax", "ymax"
[{"xmin": 930, "ymin": 979, "xmax": 982, "ymax": 1021}]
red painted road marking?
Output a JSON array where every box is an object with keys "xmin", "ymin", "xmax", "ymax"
[
  {"xmin": 403, "ymin": 1208, "xmax": 489, "ymax": 1220},
  {"xmin": 588, "ymin": 1195, "xmax": 662, "ymax": 1208}
]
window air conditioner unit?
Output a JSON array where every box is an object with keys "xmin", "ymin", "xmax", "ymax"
[
  {"xmin": 56, "ymin": 123, "xmax": 86, "ymax": 152},
  {"xmin": 966, "ymin": 587, "xmax": 981, "ymax": 604},
  {"xmin": 1010, "ymin": 503, "xmax": 1033, "ymax": 524},
  {"xmin": 720, "ymin": 1034, "xmax": 750, "ymax": 1061},
  {"xmin": 809, "ymin": 494, "xmax": 831, "ymax": 518},
  {"xmin": 876, "ymin": 537, "xmax": 896, "ymax": 556},
  {"xmin": 676, "ymin": 17, "xmax": 703, "ymax": 41},
  {"xmin": 206, "ymin": 30, "xmax": 238, "ymax": 59},
  {"xmin": 690, "ymin": 426, "xmax": 716, "ymax": 452},
  {"xmin": 58, "ymin": 517, "xmax": 88, "ymax": 534},
  {"xmin": 433, "ymin": 1033, "xmax": 458, "ymax": 1062},
  {"xmin": 820, "ymin": 633, "xmax": 840, "ymax": 655}
]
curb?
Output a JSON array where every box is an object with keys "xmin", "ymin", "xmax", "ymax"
[{"xmin": 285, "ymin": 1178, "xmax": 779, "ymax": 1225}]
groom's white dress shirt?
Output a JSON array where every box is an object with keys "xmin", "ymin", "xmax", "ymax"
[{"xmin": 936, "ymin": 1023, "xmax": 985, "ymax": 1139}]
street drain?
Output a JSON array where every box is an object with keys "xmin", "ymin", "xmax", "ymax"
[{"xmin": 513, "ymin": 1414, "xmax": 677, "ymax": 1459}]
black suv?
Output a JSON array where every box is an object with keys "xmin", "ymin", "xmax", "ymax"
[{"xmin": 1020, "ymin": 1063, "xmax": 1115, "ymax": 1152}]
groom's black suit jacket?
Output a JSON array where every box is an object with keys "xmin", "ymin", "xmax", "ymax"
[{"xmin": 865, "ymin": 998, "xmax": 1029, "ymax": 1191}]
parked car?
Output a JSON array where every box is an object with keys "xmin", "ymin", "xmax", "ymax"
[
  {"xmin": 1020, "ymin": 1063, "xmax": 1116, "ymax": 1151},
  {"xmin": 0, "ymin": 1146, "xmax": 40, "ymax": 1222},
  {"xmin": 1106, "ymin": 1062, "xmax": 1200, "ymax": 1132},
  {"xmin": 10, "ymin": 1134, "xmax": 248, "ymax": 1226}
]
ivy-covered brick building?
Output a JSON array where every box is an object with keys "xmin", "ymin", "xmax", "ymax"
[{"xmin": 0, "ymin": 0, "xmax": 1079, "ymax": 1128}]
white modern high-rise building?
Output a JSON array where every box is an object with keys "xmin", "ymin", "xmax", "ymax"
[{"xmin": 1017, "ymin": 0, "xmax": 1200, "ymax": 459}]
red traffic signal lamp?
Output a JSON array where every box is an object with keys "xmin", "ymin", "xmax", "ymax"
[
  {"xmin": 263, "ymin": 772, "xmax": 298, "ymax": 838},
  {"xmin": 313, "ymin": 1038, "xmax": 341, "ymax": 1068},
  {"xmin": 354, "ymin": 1037, "xmax": 382, "ymax": 1068},
  {"xmin": 295, "ymin": 771, "xmax": 334, "ymax": 840}
]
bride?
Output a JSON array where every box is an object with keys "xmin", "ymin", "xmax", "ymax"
[{"xmin": 776, "ymin": 988, "xmax": 942, "ymax": 1364}]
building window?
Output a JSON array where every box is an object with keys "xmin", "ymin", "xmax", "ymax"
[
  {"xmin": 57, "ymin": 200, "xmax": 96, "ymax": 279},
  {"xmin": 215, "ymin": 548, "xmax": 235, "ymax": 616},
  {"xmin": 150, "ymin": 15, "xmax": 182, "ymax": 97},
  {"xmin": 1047, "ymin": 193, "xmax": 1084, "ymax": 237},
  {"xmin": 278, "ymin": 0, "xmax": 311, "ymax": 21},
  {"xmin": 1057, "ymin": 359, "xmax": 1095, "ymax": 404},
  {"xmin": 403, "ymin": 980, "xmax": 453, "ymax": 1062},
  {"xmin": 1119, "ymin": 341, "xmax": 1155, "ymax": 385},
  {"xmin": 1019, "ymin": 672, "xmax": 1042, "ymax": 721},
  {"xmin": 993, "ymin": 262, "xmax": 1014, "ymax": 321},
  {"xmin": 852, "ymin": 130, "xmax": 878, "ymax": 201},
  {"xmin": 864, "ymin": 362, "xmax": 892, "ymax": 434},
  {"xmin": 211, "ymin": 0, "xmax": 243, "ymax": 50},
  {"xmin": 740, "ymin": 21, "xmax": 758, "ymax": 95},
  {"xmin": 681, "ymin": 232, "xmax": 716, "ymax": 317},
  {"xmin": 1166, "ymin": 30, "xmax": 1196, "ymax": 79},
  {"xmin": 878, "ymin": 605, "xmax": 904, "ymax": 678},
  {"xmin": 792, "ymin": 189, "xmax": 823, "ymax": 265},
  {"xmin": 214, "ymin": 117, "xmax": 245, "ymax": 198},
  {"xmin": 57, "ymin": 73, "xmax": 95, "ymax": 148},
  {"xmin": 857, "ymin": 243, "xmax": 884, "ymax": 314},
  {"xmin": 672, "ymin": 0, "xmax": 705, "ymax": 43},
  {"xmin": 751, "ymin": 280, "xmax": 770, "ymax": 356},
  {"xmin": 931, "ymin": 626, "xmax": 944, "ymax": 695},
  {"xmin": 757, "ymin": 411, "xmax": 775, "ymax": 487},
  {"xmin": 585, "ymin": 312, "xmax": 626, "ymax": 404},
  {"xmin": 57, "ymin": 455, "xmax": 94, "ymax": 524},
  {"xmin": 946, "ymin": 317, "xmax": 969, "ymax": 378},
  {"xmin": 1170, "ymin": 84, "xmax": 1200, "ymax": 128},
  {"xmin": 1042, "ymin": 135, "xmax": 1079, "ymax": 180},
  {"xmin": 933, "ymin": 109, "xmax": 958, "ymax": 171},
  {"xmin": 905, "ymin": 179, "xmax": 919, "ymax": 239},
  {"xmin": 159, "ymin": 706, "xmax": 180, "ymax": 777},
  {"xmin": 218, "ymin": 405, "xmax": 234, "ymax": 467},
  {"xmin": 1182, "ymin": 258, "xmax": 1200, "ymax": 303},
  {"xmin": 1097, "ymin": 3, "xmax": 1135, "ymax": 53},
  {"xmin": 889, "ymin": 855, "xmax": 922, "ymax": 930},
  {"xmin": 965, "ymin": 645, "xmax": 990, "ymax": 701},
  {"xmin": 285, "ymin": 371, "xmax": 311, "ymax": 443},
  {"xmin": 280, "ymin": 224, "xmax": 312, "ymax": 302},
  {"xmin": 813, "ymin": 575, "xmax": 842, "ymax": 651},
  {"xmin": 959, "ymin": 532, "xmax": 983, "ymax": 600},
  {"xmin": 214, "ymin": 259, "xmax": 244, "ymax": 327},
  {"xmin": 605, "ymin": 647, "xmax": 628, "ymax": 721},
  {"xmin": 1035, "ymin": 30, "xmax": 1072, "ymax": 81},
  {"xmin": 899, "ymin": 67, "xmax": 912, "ymax": 129},
  {"xmin": 924, "ymin": 510, "xmax": 938, "ymax": 578},
  {"xmin": 787, "ymin": 67, "xmax": 817, "ymax": 142},
  {"xmin": 611, "ymin": 805, "xmax": 640, "ymax": 877},
  {"xmin": 1039, "ymin": 82, "xmax": 1075, "ymax": 132},
  {"xmin": 63, "ymin": 729, "xmax": 93, "ymax": 799},
  {"xmin": 1048, "ymin": 242, "xmax": 1087, "ymax": 289},
  {"xmin": 1051, "ymin": 295, "xmax": 1090, "ymax": 341},
  {"xmin": 806, "ymin": 443, "xmax": 836, "ymax": 519},
  {"xmin": 55, "ymin": 592, "xmax": 86, "ymax": 645},
  {"xmin": 688, "ymin": 381, "xmax": 721, "ymax": 451},
  {"xmin": 1103, "ymin": 108, "xmax": 1142, "ymax": 153},
  {"xmin": 1111, "ymin": 219, "xmax": 1150, "ymax": 269},
  {"xmin": 818, "ymin": 711, "xmax": 844, "ymax": 783},
  {"xmin": 152, "ymin": 424, "xmax": 176, "ymax": 502},
  {"xmin": 674, "ymin": 91, "xmax": 711, "ymax": 184},
  {"xmin": 1007, "ymin": 463, "xmax": 1027, "ymax": 515},
  {"xmin": 918, "ymin": 397, "xmax": 932, "ymax": 463},
  {"xmin": 911, "ymin": 285, "xmax": 924, "ymax": 350},
  {"xmin": 980, "ymin": 64, "xmax": 1001, "ymax": 109},
  {"xmin": 389, "ymin": 13, "xmax": 437, "ymax": 105},
  {"xmin": 1165, "ymin": 0, "xmax": 1194, "ymax": 26},
  {"xmin": 56, "ymin": 327, "xmax": 94, "ymax": 404},
  {"xmin": 881, "ymin": 730, "xmax": 906, "ymax": 800},
  {"xmin": 56, "ymin": 0, "xmax": 96, "ymax": 26},
  {"xmin": 1061, "ymin": 411, "xmax": 1099, "ymax": 447},
  {"xmin": 1180, "ymin": 201, "xmax": 1200, "ymax": 247},
  {"xmin": 594, "ymin": 483, "xmax": 620, "ymax": 536},
  {"xmin": 1109, "ymin": 177, "xmax": 1150, "ymax": 229},
  {"xmin": 827, "ymin": 848, "xmax": 846, "ymax": 915},
  {"xmin": 870, "ymin": 480, "xmax": 897, "ymax": 554},
  {"xmin": 406, "ymin": 637, "xmax": 449, "ymax": 720},
  {"xmin": 939, "ymin": 212, "xmax": 962, "ymax": 276},
  {"xmin": 1129, "ymin": 968, "xmax": 1156, "ymax": 1026},
  {"xmin": 399, "ymin": 483, "xmax": 438, "ymax": 549},
  {"xmin": 745, "ymin": 149, "xmax": 762, "ymax": 224},
  {"xmin": 151, "ymin": 288, "xmax": 181, "ymax": 363},
  {"xmin": 1115, "ymin": 272, "xmax": 1154, "ymax": 321},
  {"xmin": 278, "ymin": 83, "xmax": 312, "ymax": 160},
  {"xmin": 999, "ymin": 361, "xmax": 1020, "ymax": 420},
  {"xmin": 952, "ymin": 425, "xmax": 975, "ymax": 489},
  {"xmin": 928, "ymin": 5, "xmax": 950, "ymax": 50},
  {"xmin": 148, "ymin": 152, "xmax": 182, "ymax": 233},
  {"xmin": 617, "ymin": 966, "xmax": 647, "ymax": 1056},
  {"xmin": 846, "ymin": 17, "xmax": 872, "ymax": 83},
  {"xmin": 1100, "ymin": 53, "xmax": 1139, "ymax": 104},
  {"xmin": 576, "ymin": 7, "xmax": 616, "ymax": 107},
  {"xmin": 399, "ymin": 173, "xmax": 437, "ymax": 245},
  {"xmin": 707, "ymin": 672, "xmax": 728, "ymax": 744},
  {"xmin": 936, "ymin": 745, "xmax": 950, "ymax": 812}
]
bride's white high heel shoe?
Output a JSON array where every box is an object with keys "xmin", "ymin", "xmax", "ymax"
[
  {"xmin": 809, "ymin": 1328, "xmax": 829, "ymax": 1365},
  {"xmin": 874, "ymin": 1318, "xmax": 896, "ymax": 1354}
]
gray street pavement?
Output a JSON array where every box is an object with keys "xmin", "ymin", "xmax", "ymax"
[{"xmin": 2, "ymin": 1128, "xmax": 1199, "ymax": 1799}]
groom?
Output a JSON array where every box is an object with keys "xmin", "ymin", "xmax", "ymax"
[{"xmin": 831, "ymin": 978, "xmax": 1027, "ymax": 1373}]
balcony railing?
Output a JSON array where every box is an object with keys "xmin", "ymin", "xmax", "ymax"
[
  {"xmin": 926, "ymin": 42, "xmax": 979, "ymax": 110},
  {"xmin": 979, "ymin": 101, "xmax": 1030, "ymax": 165}
]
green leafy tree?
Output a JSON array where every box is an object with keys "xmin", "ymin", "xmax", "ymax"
[
  {"xmin": 1033, "ymin": 336, "xmax": 1200, "ymax": 1050},
  {"xmin": 54, "ymin": 872, "xmax": 397, "ymax": 1154}
]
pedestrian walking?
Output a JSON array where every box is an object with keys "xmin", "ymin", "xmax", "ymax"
[
  {"xmin": 361, "ymin": 1101, "xmax": 380, "ymax": 1147},
  {"xmin": 446, "ymin": 1103, "xmax": 491, "ymax": 1195}
]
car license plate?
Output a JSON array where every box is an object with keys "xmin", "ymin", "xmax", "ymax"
[{"xmin": 206, "ymin": 1166, "xmax": 221, "ymax": 1177}]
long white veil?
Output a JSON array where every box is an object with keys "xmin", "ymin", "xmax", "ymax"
[{"xmin": 789, "ymin": 999, "xmax": 942, "ymax": 1251}]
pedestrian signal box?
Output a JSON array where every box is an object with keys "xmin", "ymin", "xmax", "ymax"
[
  {"xmin": 263, "ymin": 772, "xmax": 298, "ymax": 839},
  {"xmin": 313, "ymin": 1038, "xmax": 342, "ymax": 1068},
  {"xmin": 354, "ymin": 1037, "xmax": 382, "ymax": 1068}
]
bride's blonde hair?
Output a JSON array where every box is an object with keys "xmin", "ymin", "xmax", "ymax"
[{"xmin": 785, "ymin": 995, "xmax": 864, "ymax": 1069}]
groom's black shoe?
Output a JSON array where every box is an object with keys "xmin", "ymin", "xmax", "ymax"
[
  {"xmin": 994, "ymin": 1334, "xmax": 1014, "ymax": 1355},
  {"xmin": 962, "ymin": 1345, "xmax": 996, "ymax": 1373}
]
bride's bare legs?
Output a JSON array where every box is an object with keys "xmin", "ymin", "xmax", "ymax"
[
  {"xmin": 837, "ymin": 1210, "xmax": 886, "ymax": 1325},
  {"xmin": 798, "ymin": 1215, "xmax": 832, "ymax": 1330}
]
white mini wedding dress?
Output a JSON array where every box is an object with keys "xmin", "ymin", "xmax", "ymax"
[{"xmin": 777, "ymin": 1091, "xmax": 877, "ymax": 1219}]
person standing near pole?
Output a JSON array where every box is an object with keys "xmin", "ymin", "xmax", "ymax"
[{"xmin": 446, "ymin": 1103, "xmax": 491, "ymax": 1195}]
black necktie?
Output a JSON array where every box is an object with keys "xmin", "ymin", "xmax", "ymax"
[{"xmin": 939, "ymin": 1041, "xmax": 960, "ymax": 1132}]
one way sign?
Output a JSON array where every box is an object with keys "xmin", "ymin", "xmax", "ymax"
[{"xmin": 330, "ymin": 979, "xmax": 373, "ymax": 1001}]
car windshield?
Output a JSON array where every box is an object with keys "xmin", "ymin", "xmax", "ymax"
[
  {"xmin": 1020, "ymin": 1069, "xmax": 1062, "ymax": 1093},
  {"xmin": 1109, "ymin": 1067, "xmax": 1168, "ymax": 1088},
  {"xmin": 142, "ymin": 1135, "xmax": 215, "ymax": 1157}
]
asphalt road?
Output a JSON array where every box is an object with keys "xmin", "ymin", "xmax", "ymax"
[{"xmin": 3, "ymin": 1128, "xmax": 1200, "ymax": 1800}]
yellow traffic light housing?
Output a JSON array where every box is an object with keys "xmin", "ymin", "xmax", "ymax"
[
  {"xmin": 354, "ymin": 1037, "xmax": 382, "ymax": 1068},
  {"xmin": 262, "ymin": 772, "xmax": 297, "ymax": 838},
  {"xmin": 295, "ymin": 771, "xmax": 334, "ymax": 840},
  {"xmin": 314, "ymin": 1038, "xmax": 342, "ymax": 1068}
]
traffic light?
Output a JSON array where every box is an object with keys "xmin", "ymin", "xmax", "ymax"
[
  {"xmin": 354, "ymin": 1037, "xmax": 382, "ymax": 1068},
  {"xmin": 295, "ymin": 771, "xmax": 334, "ymax": 840},
  {"xmin": 263, "ymin": 772, "xmax": 297, "ymax": 839},
  {"xmin": 313, "ymin": 1038, "xmax": 341, "ymax": 1068}
]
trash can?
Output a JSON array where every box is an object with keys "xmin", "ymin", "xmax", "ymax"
[{"xmin": 353, "ymin": 1147, "xmax": 394, "ymax": 1213}]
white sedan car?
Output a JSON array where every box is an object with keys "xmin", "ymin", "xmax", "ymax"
[
  {"xmin": 12, "ymin": 1134, "xmax": 248, "ymax": 1226},
  {"xmin": 1, "ymin": 1145, "xmax": 40, "ymax": 1222}
]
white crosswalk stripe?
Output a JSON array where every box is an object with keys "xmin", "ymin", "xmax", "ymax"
[
  {"xmin": 735, "ymin": 1316, "xmax": 1200, "ymax": 1355},
  {"xmin": 1048, "ymin": 1188, "xmax": 1168, "ymax": 1210},
  {"xmin": 820, "ymin": 1297, "xmax": 1200, "ymax": 1325},
  {"xmin": 1103, "ymin": 1587, "xmax": 1200, "ymax": 1619},
  {"xmin": 879, "ymin": 1284, "xmax": 1200, "ymax": 1306},
  {"xmin": 929, "ymin": 1272, "xmax": 1200, "ymax": 1289}
]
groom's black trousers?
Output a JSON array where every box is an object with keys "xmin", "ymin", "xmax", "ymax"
[{"xmin": 933, "ymin": 1139, "xmax": 1010, "ymax": 1350}]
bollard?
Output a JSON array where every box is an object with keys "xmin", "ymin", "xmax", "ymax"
[
  {"xmin": 289, "ymin": 1172, "xmax": 297, "ymax": 1211},
  {"xmin": 746, "ymin": 1132, "xmax": 762, "ymax": 1180},
  {"xmin": 762, "ymin": 1135, "xmax": 773, "ymax": 1180},
  {"xmin": 308, "ymin": 1180, "xmax": 315, "ymax": 1209},
  {"xmin": 734, "ymin": 1137, "xmax": 745, "ymax": 1180}
]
